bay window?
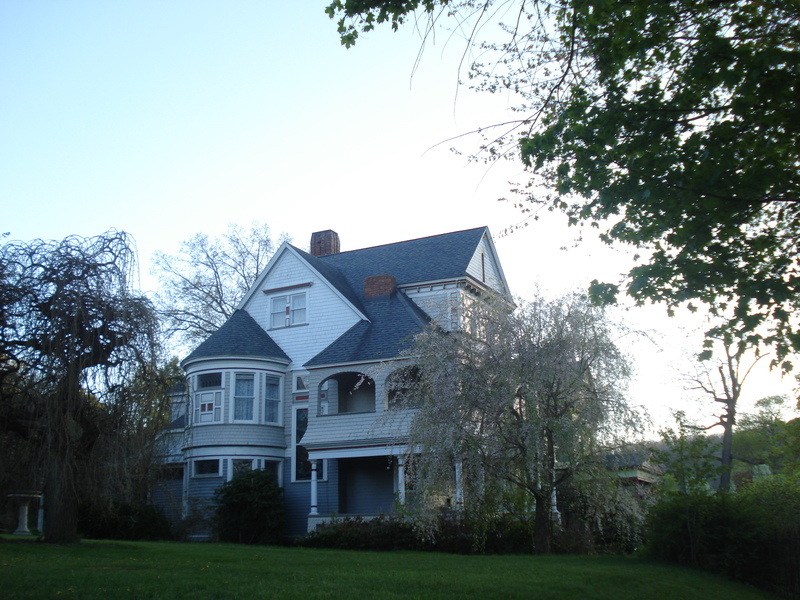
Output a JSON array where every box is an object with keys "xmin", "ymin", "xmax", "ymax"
[{"xmin": 233, "ymin": 373, "xmax": 255, "ymax": 421}]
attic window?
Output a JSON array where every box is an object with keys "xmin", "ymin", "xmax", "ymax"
[{"xmin": 270, "ymin": 292, "xmax": 307, "ymax": 328}]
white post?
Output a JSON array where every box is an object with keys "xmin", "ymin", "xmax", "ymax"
[
  {"xmin": 454, "ymin": 460, "xmax": 464, "ymax": 510},
  {"xmin": 14, "ymin": 500, "xmax": 31, "ymax": 535},
  {"xmin": 397, "ymin": 457, "xmax": 406, "ymax": 505},
  {"xmin": 309, "ymin": 459, "xmax": 319, "ymax": 516},
  {"xmin": 550, "ymin": 485, "xmax": 561, "ymax": 525}
]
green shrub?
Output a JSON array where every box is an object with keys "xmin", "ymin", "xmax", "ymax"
[
  {"xmin": 303, "ymin": 515, "xmax": 421, "ymax": 551},
  {"xmin": 213, "ymin": 469, "xmax": 286, "ymax": 545},
  {"xmin": 78, "ymin": 501, "xmax": 172, "ymax": 541},
  {"xmin": 302, "ymin": 512, "xmax": 537, "ymax": 554},
  {"xmin": 646, "ymin": 478, "xmax": 800, "ymax": 598},
  {"xmin": 645, "ymin": 492, "xmax": 759, "ymax": 577}
]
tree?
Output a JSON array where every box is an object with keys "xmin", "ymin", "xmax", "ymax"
[
  {"xmin": 152, "ymin": 222, "xmax": 288, "ymax": 348},
  {"xmin": 0, "ymin": 232, "xmax": 160, "ymax": 543},
  {"xmin": 398, "ymin": 293, "xmax": 641, "ymax": 553},
  {"xmin": 686, "ymin": 340, "xmax": 765, "ymax": 492},
  {"xmin": 326, "ymin": 0, "xmax": 800, "ymax": 369},
  {"xmin": 655, "ymin": 411, "xmax": 719, "ymax": 495}
]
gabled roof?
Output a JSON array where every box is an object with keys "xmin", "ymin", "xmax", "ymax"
[
  {"xmin": 306, "ymin": 292, "xmax": 430, "ymax": 366},
  {"xmin": 300, "ymin": 227, "xmax": 494, "ymax": 367},
  {"xmin": 196, "ymin": 227, "xmax": 505, "ymax": 369},
  {"xmin": 309, "ymin": 226, "xmax": 491, "ymax": 291},
  {"xmin": 183, "ymin": 309, "xmax": 290, "ymax": 364}
]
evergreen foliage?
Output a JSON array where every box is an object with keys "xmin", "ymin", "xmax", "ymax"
[{"xmin": 213, "ymin": 469, "xmax": 286, "ymax": 545}]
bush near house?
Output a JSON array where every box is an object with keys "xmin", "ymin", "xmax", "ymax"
[
  {"xmin": 302, "ymin": 512, "xmax": 571, "ymax": 555},
  {"xmin": 213, "ymin": 469, "xmax": 286, "ymax": 545}
]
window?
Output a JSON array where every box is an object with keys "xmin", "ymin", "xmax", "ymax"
[
  {"xmin": 264, "ymin": 375, "xmax": 281, "ymax": 424},
  {"xmin": 270, "ymin": 292, "xmax": 306, "ymax": 328},
  {"xmin": 294, "ymin": 374, "xmax": 308, "ymax": 393},
  {"xmin": 233, "ymin": 374, "xmax": 255, "ymax": 421},
  {"xmin": 294, "ymin": 406, "xmax": 323, "ymax": 481},
  {"xmin": 196, "ymin": 392, "xmax": 221, "ymax": 423},
  {"xmin": 232, "ymin": 459, "xmax": 254, "ymax": 478},
  {"xmin": 195, "ymin": 372, "xmax": 222, "ymax": 424},
  {"xmin": 158, "ymin": 465, "xmax": 184, "ymax": 481},
  {"xmin": 194, "ymin": 459, "xmax": 220, "ymax": 477},
  {"xmin": 198, "ymin": 372, "xmax": 221, "ymax": 389}
]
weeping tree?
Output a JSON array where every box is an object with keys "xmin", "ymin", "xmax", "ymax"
[
  {"xmin": 0, "ymin": 232, "xmax": 160, "ymax": 543},
  {"xmin": 397, "ymin": 293, "xmax": 641, "ymax": 553}
]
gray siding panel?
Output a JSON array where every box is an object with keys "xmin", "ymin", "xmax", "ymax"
[
  {"xmin": 338, "ymin": 457, "xmax": 395, "ymax": 515},
  {"xmin": 188, "ymin": 423, "xmax": 286, "ymax": 449},
  {"xmin": 151, "ymin": 478, "xmax": 183, "ymax": 523}
]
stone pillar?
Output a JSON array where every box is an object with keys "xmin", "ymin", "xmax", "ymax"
[
  {"xmin": 310, "ymin": 459, "xmax": 319, "ymax": 516},
  {"xmin": 14, "ymin": 500, "xmax": 31, "ymax": 535},
  {"xmin": 8, "ymin": 493, "xmax": 41, "ymax": 536}
]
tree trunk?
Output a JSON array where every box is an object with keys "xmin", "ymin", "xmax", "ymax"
[
  {"xmin": 718, "ymin": 400, "xmax": 735, "ymax": 493},
  {"xmin": 43, "ymin": 451, "xmax": 79, "ymax": 543},
  {"xmin": 533, "ymin": 493, "xmax": 552, "ymax": 554}
]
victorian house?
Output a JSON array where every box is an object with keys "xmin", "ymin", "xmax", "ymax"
[{"xmin": 155, "ymin": 227, "xmax": 511, "ymax": 536}]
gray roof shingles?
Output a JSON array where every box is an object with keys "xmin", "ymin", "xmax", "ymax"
[
  {"xmin": 184, "ymin": 309, "xmax": 289, "ymax": 363},
  {"xmin": 304, "ymin": 227, "xmax": 487, "ymax": 366}
]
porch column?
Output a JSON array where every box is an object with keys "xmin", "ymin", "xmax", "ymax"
[
  {"xmin": 397, "ymin": 457, "xmax": 406, "ymax": 505},
  {"xmin": 454, "ymin": 460, "xmax": 464, "ymax": 510},
  {"xmin": 309, "ymin": 459, "xmax": 319, "ymax": 516}
]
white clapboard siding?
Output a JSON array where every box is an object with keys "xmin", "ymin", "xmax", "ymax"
[{"xmin": 245, "ymin": 250, "xmax": 362, "ymax": 367}]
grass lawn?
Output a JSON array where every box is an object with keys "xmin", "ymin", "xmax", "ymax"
[{"xmin": 0, "ymin": 537, "xmax": 778, "ymax": 600}]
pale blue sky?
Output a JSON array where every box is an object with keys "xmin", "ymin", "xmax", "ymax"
[{"xmin": 1, "ymin": 1, "xmax": 792, "ymax": 426}]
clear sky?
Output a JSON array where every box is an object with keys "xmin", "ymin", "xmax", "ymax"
[{"xmin": 1, "ymin": 2, "xmax": 793, "ymax": 429}]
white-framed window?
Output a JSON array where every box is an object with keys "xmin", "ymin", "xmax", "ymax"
[
  {"xmin": 293, "ymin": 372, "xmax": 308, "ymax": 394},
  {"xmin": 270, "ymin": 292, "xmax": 307, "ymax": 328},
  {"xmin": 226, "ymin": 458, "xmax": 282, "ymax": 485},
  {"xmin": 195, "ymin": 372, "xmax": 222, "ymax": 424},
  {"xmin": 264, "ymin": 375, "xmax": 281, "ymax": 424},
  {"xmin": 231, "ymin": 458, "xmax": 255, "ymax": 479},
  {"xmin": 233, "ymin": 373, "xmax": 255, "ymax": 421},
  {"xmin": 193, "ymin": 459, "xmax": 220, "ymax": 477},
  {"xmin": 292, "ymin": 405, "xmax": 324, "ymax": 481}
]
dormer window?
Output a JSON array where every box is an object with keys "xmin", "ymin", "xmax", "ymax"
[{"xmin": 270, "ymin": 292, "xmax": 307, "ymax": 328}]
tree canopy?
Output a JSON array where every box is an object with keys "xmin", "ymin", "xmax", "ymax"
[{"xmin": 327, "ymin": 0, "xmax": 800, "ymax": 369}]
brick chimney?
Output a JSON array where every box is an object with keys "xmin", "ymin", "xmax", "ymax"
[
  {"xmin": 309, "ymin": 230, "xmax": 340, "ymax": 257},
  {"xmin": 364, "ymin": 275, "xmax": 396, "ymax": 298}
]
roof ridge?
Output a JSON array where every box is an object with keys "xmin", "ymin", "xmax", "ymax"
[{"xmin": 310, "ymin": 226, "xmax": 487, "ymax": 257}]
